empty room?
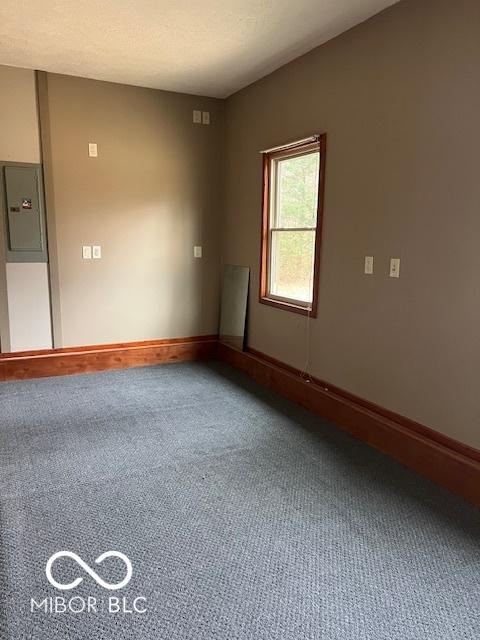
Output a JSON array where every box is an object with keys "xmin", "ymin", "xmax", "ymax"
[{"xmin": 0, "ymin": 0, "xmax": 479, "ymax": 638}]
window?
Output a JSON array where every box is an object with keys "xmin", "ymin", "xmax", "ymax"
[{"xmin": 260, "ymin": 134, "xmax": 326, "ymax": 316}]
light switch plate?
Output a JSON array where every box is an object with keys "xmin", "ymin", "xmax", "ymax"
[
  {"xmin": 194, "ymin": 246, "xmax": 202, "ymax": 258},
  {"xmin": 364, "ymin": 256, "xmax": 374, "ymax": 274},
  {"xmin": 82, "ymin": 245, "xmax": 92, "ymax": 260},
  {"xmin": 390, "ymin": 258, "xmax": 400, "ymax": 278},
  {"xmin": 193, "ymin": 110, "xmax": 202, "ymax": 124},
  {"xmin": 202, "ymin": 111, "xmax": 210, "ymax": 125},
  {"xmin": 88, "ymin": 143, "xmax": 98, "ymax": 157},
  {"xmin": 92, "ymin": 245, "xmax": 101, "ymax": 259}
]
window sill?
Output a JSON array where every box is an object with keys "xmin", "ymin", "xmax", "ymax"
[{"xmin": 259, "ymin": 296, "xmax": 317, "ymax": 318}]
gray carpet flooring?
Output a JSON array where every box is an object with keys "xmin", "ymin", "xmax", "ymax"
[{"xmin": 0, "ymin": 361, "xmax": 479, "ymax": 639}]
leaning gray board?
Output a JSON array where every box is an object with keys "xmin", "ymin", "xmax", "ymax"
[
  {"xmin": 0, "ymin": 162, "xmax": 48, "ymax": 263},
  {"xmin": 219, "ymin": 264, "xmax": 250, "ymax": 351}
]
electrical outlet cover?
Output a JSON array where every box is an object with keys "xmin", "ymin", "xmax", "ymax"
[
  {"xmin": 364, "ymin": 256, "xmax": 374, "ymax": 274},
  {"xmin": 390, "ymin": 257, "xmax": 400, "ymax": 278}
]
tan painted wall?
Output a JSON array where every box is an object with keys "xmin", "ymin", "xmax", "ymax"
[
  {"xmin": 42, "ymin": 73, "xmax": 224, "ymax": 347},
  {"xmin": 223, "ymin": 0, "xmax": 480, "ymax": 448},
  {"xmin": 0, "ymin": 65, "xmax": 40, "ymax": 164}
]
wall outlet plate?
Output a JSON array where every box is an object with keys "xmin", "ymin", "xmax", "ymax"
[
  {"xmin": 390, "ymin": 257, "xmax": 400, "ymax": 278},
  {"xmin": 193, "ymin": 110, "xmax": 202, "ymax": 124},
  {"xmin": 202, "ymin": 111, "xmax": 210, "ymax": 125},
  {"xmin": 194, "ymin": 246, "xmax": 202, "ymax": 258},
  {"xmin": 364, "ymin": 256, "xmax": 374, "ymax": 274},
  {"xmin": 88, "ymin": 143, "xmax": 98, "ymax": 157},
  {"xmin": 92, "ymin": 245, "xmax": 101, "ymax": 259},
  {"xmin": 82, "ymin": 246, "xmax": 92, "ymax": 259}
]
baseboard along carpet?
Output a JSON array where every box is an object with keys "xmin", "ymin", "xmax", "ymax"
[{"xmin": 0, "ymin": 362, "xmax": 479, "ymax": 639}]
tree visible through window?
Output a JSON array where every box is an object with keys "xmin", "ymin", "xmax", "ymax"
[{"xmin": 260, "ymin": 135, "xmax": 326, "ymax": 317}]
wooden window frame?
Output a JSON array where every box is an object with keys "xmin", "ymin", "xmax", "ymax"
[{"xmin": 259, "ymin": 134, "xmax": 326, "ymax": 317}]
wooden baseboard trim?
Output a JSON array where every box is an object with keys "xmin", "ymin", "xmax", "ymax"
[
  {"xmin": 217, "ymin": 342, "xmax": 480, "ymax": 506},
  {"xmin": 0, "ymin": 335, "xmax": 217, "ymax": 382},
  {"xmin": 4, "ymin": 335, "xmax": 478, "ymax": 506}
]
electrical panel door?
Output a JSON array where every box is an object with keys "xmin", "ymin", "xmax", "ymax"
[{"xmin": 2, "ymin": 164, "xmax": 47, "ymax": 262}]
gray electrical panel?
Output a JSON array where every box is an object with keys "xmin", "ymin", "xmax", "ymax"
[{"xmin": 1, "ymin": 162, "xmax": 48, "ymax": 263}]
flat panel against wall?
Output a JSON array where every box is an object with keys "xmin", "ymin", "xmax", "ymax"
[
  {"xmin": 3, "ymin": 165, "xmax": 47, "ymax": 260},
  {"xmin": 219, "ymin": 264, "xmax": 250, "ymax": 351},
  {"xmin": 6, "ymin": 262, "xmax": 52, "ymax": 351}
]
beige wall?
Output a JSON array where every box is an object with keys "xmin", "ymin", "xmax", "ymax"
[
  {"xmin": 41, "ymin": 73, "xmax": 224, "ymax": 347},
  {"xmin": 223, "ymin": 0, "xmax": 480, "ymax": 448},
  {"xmin": 0, "ymin": 66, "xmax": 40, "ymax": 164}
]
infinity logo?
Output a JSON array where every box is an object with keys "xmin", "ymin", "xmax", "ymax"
[{"xmin": 46, "ymin": 551, "xmax": 132, "ymax": 591}]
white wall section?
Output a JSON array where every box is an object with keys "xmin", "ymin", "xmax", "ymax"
[{"xmin": 6, "ymin": 263, "xmax": 52, "ymax": 351}]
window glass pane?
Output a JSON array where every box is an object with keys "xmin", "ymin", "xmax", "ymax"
[
  {"xmin": 274, "ymin": 152, "xmax": 319, "ymax": 229},
  {"xmin": 270, "ymin": 230, "xmax": 315, "ymax": 303}
]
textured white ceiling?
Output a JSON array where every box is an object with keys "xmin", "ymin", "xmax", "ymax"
[{"xmin": 0, "ymin": 0, "xmax": 398, "ymax": 98}]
